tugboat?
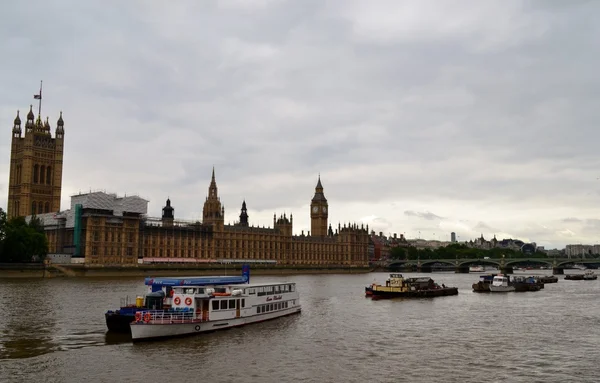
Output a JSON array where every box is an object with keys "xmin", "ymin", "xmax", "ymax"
[
  {"xmin": 105, "ymin": 265, "xmax": 251, "ymax": 333},
  {"xmin": 368, "ymin": 274, "xmax": 458, "ymax": 300},
  {"xmin": 489, "ymin": 275, "xmax": 515, "ymax": 292},
  {"xmin": 472, "ymin": 274, "xmax": 496, "ymax": 292}
]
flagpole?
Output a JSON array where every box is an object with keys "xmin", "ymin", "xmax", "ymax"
[{"xmin": 38, "ymin": 80, "xmax": 43, "ymax": 117}]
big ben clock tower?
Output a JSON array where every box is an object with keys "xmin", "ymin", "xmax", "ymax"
[{"xmin": 310, "ymin": 175, "xmax": 328, "ymax": 237}]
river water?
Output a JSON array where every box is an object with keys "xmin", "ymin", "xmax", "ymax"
[{"xmin": 0, "ymin": 271, "xmax": 599, "ymax": 383}]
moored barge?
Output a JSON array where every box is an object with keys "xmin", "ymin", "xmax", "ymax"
[{"xmin": 367, "ymin": 274, "xmax": 458, "ymax": 300}]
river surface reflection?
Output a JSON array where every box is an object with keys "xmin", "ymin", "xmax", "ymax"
[{"xmin": 1, "ymin": 271, "xmax": 599, "ymax": 382}]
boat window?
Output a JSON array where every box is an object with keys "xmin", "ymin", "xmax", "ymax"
[
  {"xmin": 229, "ymin": 299, "xmax": 235, "ymax": 309},
  {"xmin": 268, "ymin": 303, "xmax": 272, "ymax": 311},
  {"xmin": 186, "ymin": 288, "xmax": 195, "ymax": 294},
  {"xmin": 220, "ymin": 300, "xmax": 228, "ymax": 310},
  {"xmin": 256, "ymin": 307, "xmax": 260, "ymax": 314},
  {"xmin": 214, "ymin": 287, "xmax": 226, "ymax": 293},
  {"xmin": 267, "ymin": 286, "xmax": 274, "ymax": 295},
  {"xmin": 290, "ymin": 285, "xmax": 295, "ymax": 292},
  {"xmin": 285, "ymin": 301, "xmax": 288, "ymax": 308},
  {"xmin": 257, "ymin": 287, "xmax": 265, "ymax": 297},
  {"xmin": 212, "ymin": 301, "xmax": 219, "ymax": 311},
  {"xmin": 242, "ymin": 299, "xmax": 245, "ymax": 308},
  {"xmin": 198, "ymin": 288, "xmax": 205, "ymax": 294},
  {"xmin": 249, "ymin": 288, "xmax": 255, "ymax": 295}
]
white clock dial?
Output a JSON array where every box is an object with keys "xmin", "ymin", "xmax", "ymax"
[
  {"xmin": 312, "ymin": 206, "xmax": 318, "ymax": 213},
  {"xmin": 322, "ymin": 207, "xmax": 327, "ymax": 213}
]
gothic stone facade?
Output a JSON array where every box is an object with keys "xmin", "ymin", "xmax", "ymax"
[
  {"xmin": 7, "ymin": 105, "xmax": 65, "ymax": 219},
  {"xmin": 140, "ymin": 170, "xmax": 370, "ymax": 267},
  {"xmin": 39, "ymin": 171, "xmax": 370, "ymax": 267}
]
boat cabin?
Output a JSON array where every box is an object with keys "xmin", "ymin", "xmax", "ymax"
[{"xmin": 168, "ymin": 282, "xmax": 300, "ymax": 322}]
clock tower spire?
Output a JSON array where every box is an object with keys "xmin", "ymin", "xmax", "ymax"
[{"xmin": 310, "ymin": 174, "xmax": 328, "ymax": 237}]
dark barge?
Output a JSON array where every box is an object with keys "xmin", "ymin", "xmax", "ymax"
[{"xmin": 367, "ymin": 274, "xmax": 458, "ymax": 300}]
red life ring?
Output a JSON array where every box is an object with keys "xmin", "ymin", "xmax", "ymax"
[
  {"xmin": 143, "ymin": 312, "xmax": 151, "ymax": 323},
  {"xmin": 185, "ymin": 297, "xmax": 193, "ymax": 306},
  {"xmin": 174, "ymin": 296, "xmax": 181, "ymax": 305},
  {"xmin": 135, "ymin": 312, "xmax": 142, "ymax": 322}
]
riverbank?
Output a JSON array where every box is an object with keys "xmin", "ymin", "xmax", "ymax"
[{"xmin": 0, "ymin": 263, "xmax": 372, "ymax": 278}]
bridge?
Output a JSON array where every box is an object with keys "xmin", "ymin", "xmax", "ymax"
[{"xmin": 376, "ymin": 257, "xmax": 600, "ymax": 274}]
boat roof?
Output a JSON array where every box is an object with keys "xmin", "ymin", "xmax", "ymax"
[
  {"xmin": 173, "ymin": 281, "xmax": 295, "ymax": 289},
  {"xmin": 145, "ymin": 275, "xmax": 249, "ymax": 287}
]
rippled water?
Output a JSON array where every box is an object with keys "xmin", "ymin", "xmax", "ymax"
[{"xmin": 1, "ymin": 271, "xmax": 599, "ymax": 382}]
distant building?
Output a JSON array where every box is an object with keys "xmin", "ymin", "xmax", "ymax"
[
  {"xmin": 565, "ymin": 244, "xmax": 600, "ymax": 258},
  {"xmin": 451, "ymin": 232, "xmax": 456, "ymax": 243}
]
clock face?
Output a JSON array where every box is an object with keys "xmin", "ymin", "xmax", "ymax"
[
  {"xmin": 322, "ymin": 206, "xmax": 327, "ymax": 213},
  {"xmin": 312, "ymin": 206, "xmax": 319, "ymax": 213}
]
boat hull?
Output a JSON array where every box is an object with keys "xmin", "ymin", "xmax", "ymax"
[
  {"xmin": 565, "ymin": 275, "xmax": 585, "ymax": 280},
  {"xmin": 105, "ymin": 312, "xmax": 136, "ymax": 333},
  {"xmin": 370, "ymin": 287, "xmax": 458, "ymax": 300},
  {"xmin": 489, "ymin": 285, "xmax": 515, "ymax": 292},
  {"xmin": 130, "ymin": 306, "xmax": 302, "ymax": 341},
  {"xmin": 472, "ymin": 282, "xmax": 491, "ymax": 292}
]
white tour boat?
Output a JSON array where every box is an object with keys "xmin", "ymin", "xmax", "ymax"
[
  {"xmin": 583, "ymin": 269, "xmax": 597, "ymax": 280},
  {"xmin": 469, "ymin": 265, "xmax": 485, "ymax": 273},
  {"xmin": 130, "ymin": 279, "xmax": 301, "ymax": 341},
  {"xmin": 488, "ymin": 275, "xmax": 515, "ymax": 292}
]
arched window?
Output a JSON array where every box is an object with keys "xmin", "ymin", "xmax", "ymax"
[
  {"xmin": 45, "ymin": 202, "xmax": 50, "ymax": 213},
  {"xmin": 46, "ymin": 166, "xmax": 51, "ymax": 185},
  {"xmin": 38, "ymin": 202, "xmax": 44, "ymax": 214},
  {"xmin": 32, "ymin": 201, "xmax": 37, "ymax": 215},
  {"xmin": 40, "ymin": 165, "xmax": 45, "ymax": 184},
  {"xmin": 33, "ymin": 164, "xmax": 39, "ymax": 183}
]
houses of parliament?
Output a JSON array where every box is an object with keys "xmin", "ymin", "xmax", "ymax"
[{"xmin": 5, "ymin": 99, "xmax": 370, "ymax": 267}]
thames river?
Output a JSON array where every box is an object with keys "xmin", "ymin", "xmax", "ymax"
[{"xmin": 1, "ymin": 271, "xmax": 599, "ymax": 383}]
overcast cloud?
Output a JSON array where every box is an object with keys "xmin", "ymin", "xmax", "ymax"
[{"xmin": 1, "ymin": 0, "xmax": 599, "ymax": 249}]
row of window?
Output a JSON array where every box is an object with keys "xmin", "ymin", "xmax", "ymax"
[
  {"xmin": 32, "ymin": 164, "xmax": 52, "ymax": 185},
  {"xmin": 257, "ymin": 300, "xmax": 291, "ymax": 314},
  {"xmin": 249, "ymin": 284, "xmax": 295, "ymax": 296},
  {"xmin": 31, "ymin": 201, "xmax": 51, "ymax": 215},
  {"xmin": 211, "ymin": 298, "xmax": 246, "ymax": 311},
  {"xmin": 90, "ymin": 246, "xmax": 134, "ymax": 256}
]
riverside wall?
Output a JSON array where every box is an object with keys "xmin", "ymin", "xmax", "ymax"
[{"xmin": 0, "ymin": 263, "xmax": 372, "ymax": 278}]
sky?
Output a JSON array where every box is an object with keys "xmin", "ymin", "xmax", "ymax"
[{"xmin": 1, "ymin": 0, "xmax": 599, "ymax": 249}]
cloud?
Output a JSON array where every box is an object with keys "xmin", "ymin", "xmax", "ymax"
[
  {"xmin": 1, "ymin": 0, "xmax": 599, "ymax": 249},
  {"xmin": 404, "ymin": 210, "xmax": 444, "ymax": 221}
]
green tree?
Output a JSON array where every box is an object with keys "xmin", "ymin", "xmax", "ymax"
[{"xmin": 0, "ymin": 212, "xmax": 48, "ymax": 263}]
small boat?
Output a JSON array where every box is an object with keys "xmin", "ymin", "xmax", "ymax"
[
  {"xmin": 472, "ymin": 274, "xmax": 496, "ymax": 292},
  {"xmin": 512, "ymin": 276, "xmax": 541, "ymax": 292},
  {"xmin": 368, "ymin": 274, "xmax": 458, "ymax": 299},
  {"xmin": 583, "ymin": 270, "xmax": 597, "ymax": 280},
  {"xmin": 489, "ymin": 275, "xmax": 515, "ymax": 292},
  {"xmin": 469, "ymin": 265, "xmax": 485, "ymax": 273},
  {"xmin": 539, "ymin": 275, "xmax": 558, "ymax": 284}
]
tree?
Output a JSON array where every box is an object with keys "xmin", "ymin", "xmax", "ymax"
[{"xmin": 0, "ymin": 212, "xmax": 48, "ymax": 263}]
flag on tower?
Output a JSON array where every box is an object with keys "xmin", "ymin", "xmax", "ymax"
[{"xmin": 34, "ymin": 94, "xmax": 41, "ymax": 99}]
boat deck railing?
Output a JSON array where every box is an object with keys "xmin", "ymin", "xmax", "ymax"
[{"xmin": 134, "ymin": 310, "xmax": 202, "ymax": 325}]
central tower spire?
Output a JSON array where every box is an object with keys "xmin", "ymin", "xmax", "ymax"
[{"xmin": 202, "ymin": 167, "xmax": 224, "ymax": 230}]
